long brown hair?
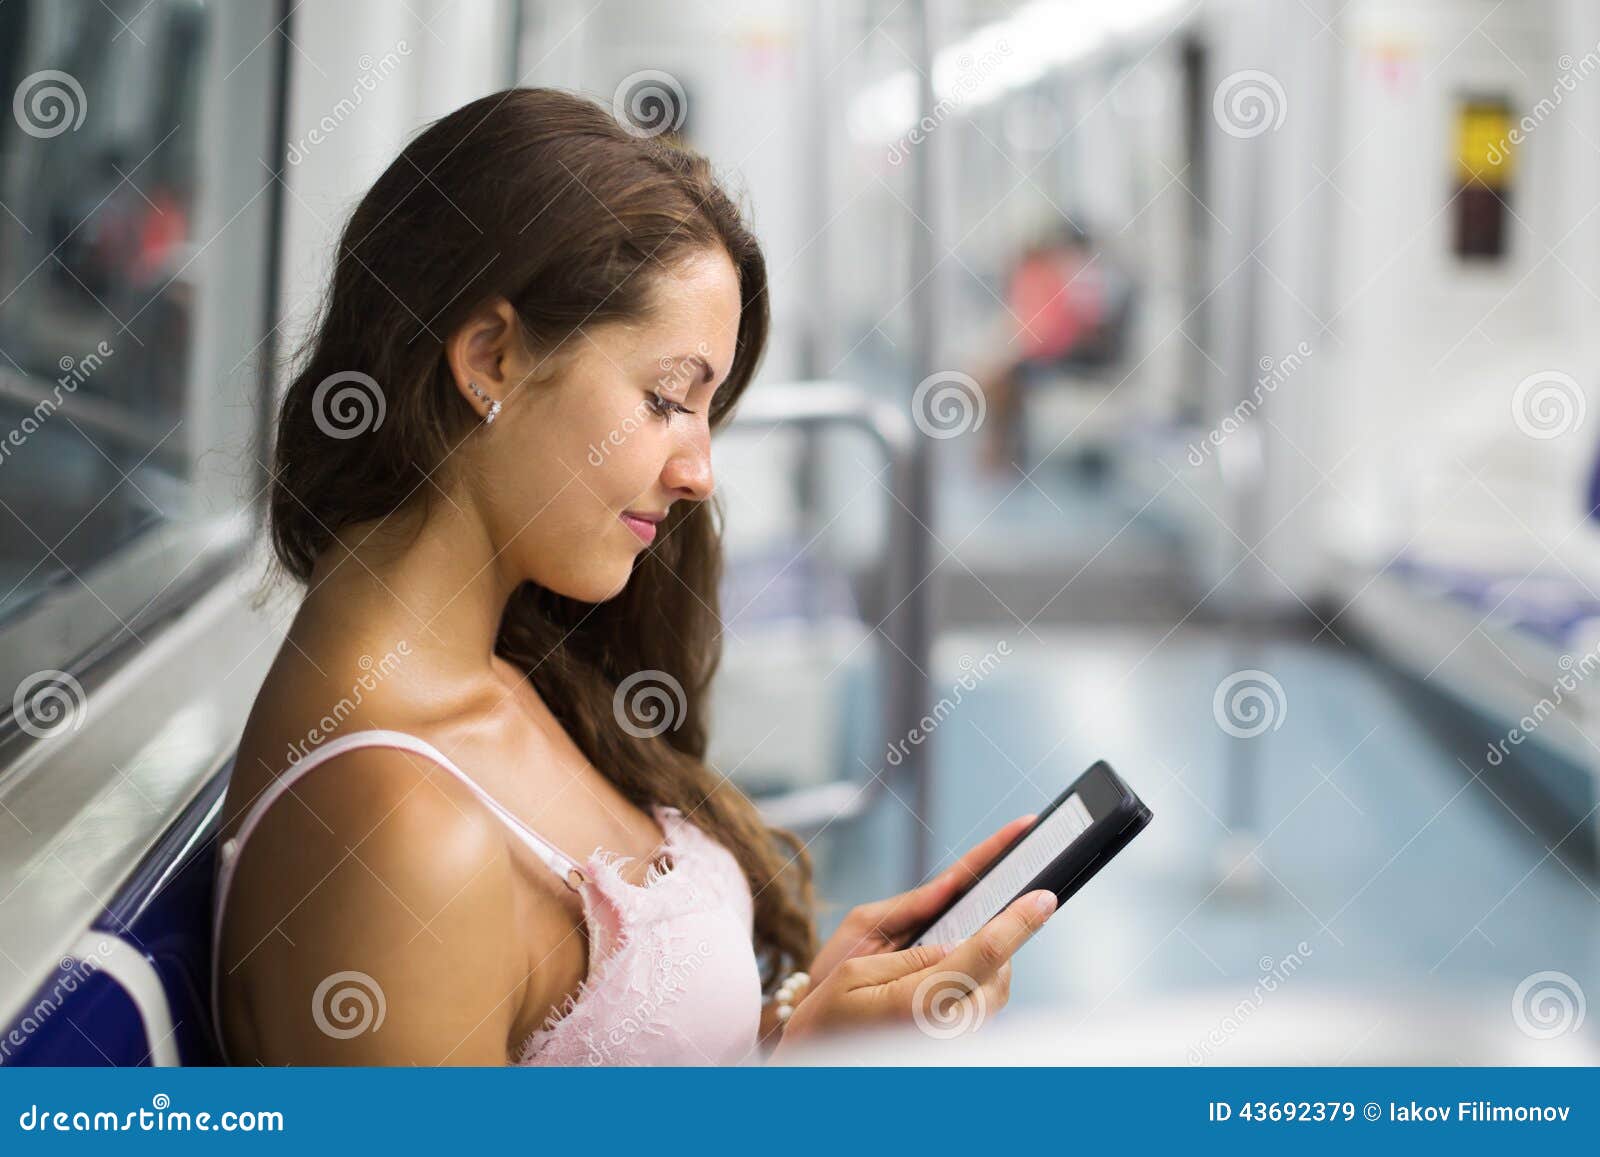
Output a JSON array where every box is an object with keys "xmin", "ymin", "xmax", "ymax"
[{"xmin": 268, "ymin": 88, "xmax": 816, "ymax": 991}]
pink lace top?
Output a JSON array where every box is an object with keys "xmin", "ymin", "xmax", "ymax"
[{"xmin": 210, "ymin": 729, "xmax": 764, "ymax": 1066}]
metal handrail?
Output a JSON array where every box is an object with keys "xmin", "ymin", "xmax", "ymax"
[{"xmin": 728, "ymin": 381, "xmax": 933, "ymax": 883}]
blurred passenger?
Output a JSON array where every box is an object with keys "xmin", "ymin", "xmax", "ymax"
[{"xmin": 973, "ymin": 222, "xmax": 1133, "ymax": 475}]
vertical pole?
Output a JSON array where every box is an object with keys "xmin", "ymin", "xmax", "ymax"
[
  {"xmin": 1223, "ymin": 137, "xmax": 1264, "ymax": 842},
  {"xmin": 902, "ymin": 0, "xmax": 939, "ymax": 883},
  {"xmin": 794, "ymin": 2, "xmax": 829, "ymax": 581}
]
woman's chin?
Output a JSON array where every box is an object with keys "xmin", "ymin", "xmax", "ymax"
[
  {"xmin": 585, "ymin": 562, "xmax": 639, "ymax": 604},
  {"xmin": 524, "ymin": 559, "xmax": 634, "ymax": 605}
]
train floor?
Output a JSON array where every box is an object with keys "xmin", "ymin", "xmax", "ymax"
[{"xmin": 809, "ymin": 623, "xmax": 1600, "ymax": 1060}]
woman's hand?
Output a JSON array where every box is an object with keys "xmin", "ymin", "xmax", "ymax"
[
  {"xmin": 805, "ymin": 814, "xmax": 1038, "ymax": 989},
  {"xmin": 768, "ymin": 886, "xmax": 1058, "ymax": 1060}
]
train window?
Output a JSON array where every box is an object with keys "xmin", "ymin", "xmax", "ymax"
[{"xmin": 0, "ymin": 0, "xmax": 279, "ymax": 731}]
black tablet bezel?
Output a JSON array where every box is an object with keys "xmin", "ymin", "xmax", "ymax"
[{"xmin": 900, "ymin": 760, "xmax": 1152, "ymax": 949}]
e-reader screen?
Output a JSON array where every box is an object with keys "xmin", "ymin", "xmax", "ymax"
[{"xmin": 911, "ymin": 791, "xmax": 1096, "ymax": 946}]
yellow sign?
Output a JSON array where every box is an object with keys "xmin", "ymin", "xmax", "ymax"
[{"xmin": 1457, "ymin": 100, "xmax": 1514, "ymax": 186}]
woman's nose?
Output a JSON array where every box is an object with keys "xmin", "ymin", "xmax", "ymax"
[{"xmin": 661, "ymin": 436, "xmax": 714, "ymax": 501}]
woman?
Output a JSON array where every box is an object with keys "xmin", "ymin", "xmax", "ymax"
[{"xmin": 211, "ymin": 87, "xmax": 1057, "ymax": 1066}]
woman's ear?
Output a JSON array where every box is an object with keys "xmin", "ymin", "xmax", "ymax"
[{"xmin": 444, "ymin": 298, "xmax": 524, "ymax": 420}]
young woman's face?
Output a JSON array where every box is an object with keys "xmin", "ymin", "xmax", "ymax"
[{"xmin": 471, "ymin": 247, "xmax": 742, "ymax": 602}]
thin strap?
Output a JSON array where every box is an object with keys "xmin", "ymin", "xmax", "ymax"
[
  {"xmin": 219, "ymin": 729, "xmax": 585, "ymax": 886},
  {"xmin": 210, "ymin": 728, "xmax": 586, "ymax": 1062}
]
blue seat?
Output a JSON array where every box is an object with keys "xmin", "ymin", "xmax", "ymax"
[
  {"xmin": 2, "ymin": 764, "xmax": 229, "ymax": 1067},
  {"xmin": 1387, "ymin": 554, "xmax": 1600, "ymax": 649}
]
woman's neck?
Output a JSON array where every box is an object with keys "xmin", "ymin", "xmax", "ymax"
[{"xmin": 301, "ymin": 502, "xmax": 514, "ymax": 676}]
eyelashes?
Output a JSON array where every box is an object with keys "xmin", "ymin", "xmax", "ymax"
[{"xmin": 647, "ymin": 390, "xmax": 697, "ymax": 423}]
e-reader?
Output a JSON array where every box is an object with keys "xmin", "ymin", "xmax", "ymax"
[{"xmin": 902, "ymin": 761, "xmax": 1152, "ymax": 948}]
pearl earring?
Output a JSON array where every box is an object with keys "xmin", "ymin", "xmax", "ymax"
[{"xmin": 466, "ymin": 380, "xmax": 502, "ymax": 425}]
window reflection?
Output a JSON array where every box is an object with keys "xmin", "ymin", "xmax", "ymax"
[{"xmin": 0, "ymin": 0, "xmax": 208, "ymax": 625}]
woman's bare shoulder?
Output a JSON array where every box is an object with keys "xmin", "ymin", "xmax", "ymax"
[
  {"xmin": 217, "ymin": 741, "xmax": 530, "ymax": 1065},
  {"xmin": 218, "ymin": 627, "xmax": 548, "ymax": 1063}
]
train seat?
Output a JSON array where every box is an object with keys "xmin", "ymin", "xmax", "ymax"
[{"xmin": 1, "ymin": 767, "xmax": 228, "ymax": 1067}]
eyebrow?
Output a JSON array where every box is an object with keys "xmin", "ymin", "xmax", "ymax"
[
  {"xmin": 680, "ymin": 354, "xmax": 715, "ymax": 385},
  {"xmin": 656, "ymin": 353, "xmax": 720, "ymax": 388}
]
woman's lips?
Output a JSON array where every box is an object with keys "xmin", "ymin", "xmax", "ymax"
[{"xmin": 620, "ymin": 512, "xmax": 658, "ymax": 544}]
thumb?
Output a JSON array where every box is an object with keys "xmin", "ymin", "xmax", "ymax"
[
  {"xmin": 936, "ymin": 888, "xmax": 1057, "ymax": 985},
  {"xmin": 843, "ymin": 941, "xmax": 956, "ymax": 988},
  {"xmin": 857, "ymin": 814, "xmax": 1038, "ymax": 934}
]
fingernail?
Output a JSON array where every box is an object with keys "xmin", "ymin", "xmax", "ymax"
[{"xmin": 1032, "ymin": 890, "xmax": 1057, "ymax": 916}]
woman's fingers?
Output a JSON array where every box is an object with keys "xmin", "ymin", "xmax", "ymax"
[
  {"xmin": 858, "ymin": 814, "xmax": 1037, "ymax": 934},
  {"xmin": 902, "ymin": 887, "xmax": 1056, "ymax": 996},
  {"xmin": 973, "ymin": 966, "xmax": 1011, "ymax": 1018},
  {"xmin": 787, "ymin": 895, "xmax": 1048, "ymax": 1046},
  {"xmin": 893, "ymin": 957, "xmax": 1012, "ymax": 1038},
  {"xmin": 839, "ymin": 940, "xmax": 955, "ymax": 988}
]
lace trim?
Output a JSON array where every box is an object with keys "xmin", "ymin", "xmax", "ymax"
[
  {"xmin": 556, "ymin": 929, "xmax": 718, "ymax": 1066},
  {"xmin": 514, "ymin": 807, "xmax": 710, "ymax": 1063},
  {"xmin": 532, "ymin": 924, "xmax": 684, "ymax": 1065},
  {"xmin": 590, "ymin": 842, "xmax": 684, "ymax": 894}
]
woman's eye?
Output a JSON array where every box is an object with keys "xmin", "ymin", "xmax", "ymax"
[{"xmin": 647, "ymin": 391, "xmax": 694, "ymax": 422}]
